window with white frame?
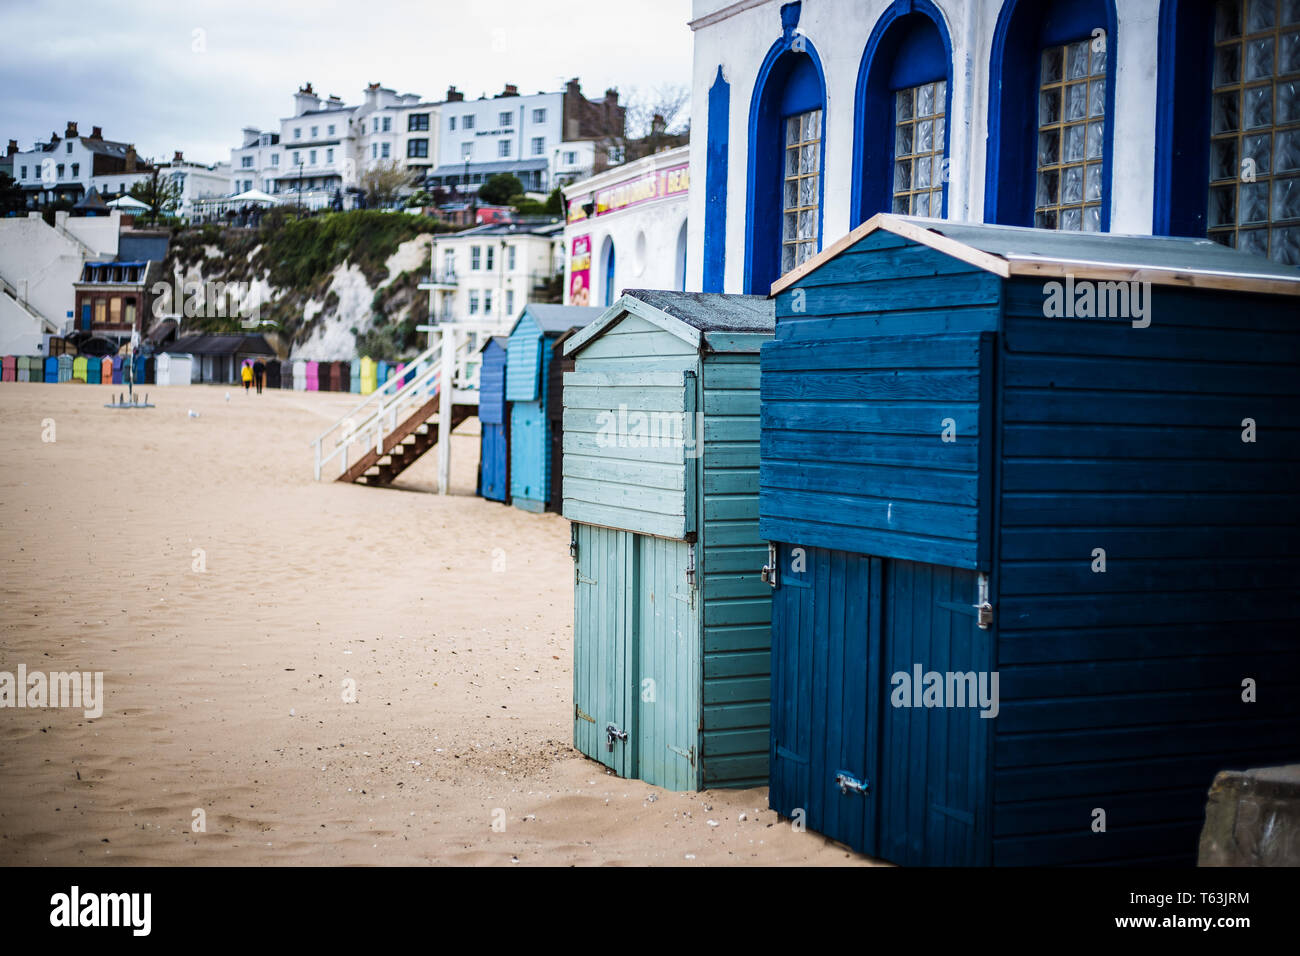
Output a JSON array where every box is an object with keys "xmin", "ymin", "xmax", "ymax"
[
  {"xmin": 381, "ymin": 143, "xmax": 390, "ymax": 159},
  {"xmin": 1035, "ymin": 35, "xmax": 1108, "ymax": 231},
  {"xmin": 309, "ymin": 149, "xmax": 317, "ymax": 164},
  {"xmin": 507, "ymin": 245, "xmax": 516, "ymax": 270},
  {"xmin": 532, "ymin": 108, "xmax": 546, "ymax": 123},
  {"xmin": 271, "ymin": 154, "xmax": 279, "ymax": 166},
  {"xmin": 294, "ymin": 128, "xmax": 301, "ymax": 139},
  {"xmin": 500, "ymin": 111, "xmax": 513, "ymax": 127},
  {"xmin": 242, "ymin": 156, "xmax": 253, "ymax": 168},
  {"xmin": 1207, "ymin": 0, "xmax": 1300, "ymax": 262},
  {"xmin": 311, "ymin": 126, "xmax": 318, "ymax": 137},
  {"xmin": 532, "ymin": 136, "xmax": 545, "ymax": 156},
  {"xmin": 485, "ymin": 246, "xmax": 495, "ymax": 270},
  {"xmin": 484, "ymin": 289, "xmax": 493, "ymax": 313},
  {"xmin": 471, "ymin": 246, "xmax": 481, "ymax": 270},
  {"xmin": 506, "ymin": 289, "xmax": 515, "ymax": 315},
  {"xmin": 464, "ymin": 115, "xmax": 475, "ymax": 130},
  {"xmin": 450, "ymin": 116, "xmax": 456, "ymax": 130},
  {"xmin": 326, "ymin": 148, "xmax": 333, "ymax": 162},
  {"xmin": 469, "ymin": 290, "xmax": 480, "ymax": 314},
  {"xmin": 782, "ymin": 108, "xmax": 822, "ymax": 274},
  {"xmin": 892, "ymin": 80, "xmax": 947, "ymax": 216},
  {"xmin": 382, "ymin": 117, "xmax": 391, "ymax": 132},
  {"xmin": 499, "ymin": 140, "xmax": 511, "ymax": 158},
  {"xmin": 461, "ymin": 142, "xmax": 473, "ymax": 160}
]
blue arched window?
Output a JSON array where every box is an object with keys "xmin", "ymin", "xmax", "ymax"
[
  {"xmin": 986, "ymin": 0, "xmax": 1118, "ymax": 231},
  {"xmin": 602, "ymin": 238, "xmax": 616, "ymax": 307},
  {"xmin": 1157, "ymin": 0, "xmax": 1300, "ymax": 263},
  {"xmin": 853, "ymin": 0, "xmax": 954, "ymax": 225},
  {"xmin": 744, "ymin": 11, "xmax": 828, "ymax": 293}
]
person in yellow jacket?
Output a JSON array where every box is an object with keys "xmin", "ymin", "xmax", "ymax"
[{"xmin": 241, "ymin": 362, "xmax": 253, "ymax": 392}]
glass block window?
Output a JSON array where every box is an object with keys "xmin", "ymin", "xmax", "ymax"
[
  {"xmin": 781, "ymin": 108, "xmax": 822, "ymax": 274},
  {"xmin": 1035, "ymin": 35, "xmax": 1108, "ymax": 231},
  {"xmin": 892, "ymin": 80, "xmax": 947, "ymax": 216},
  {"xmin": 1207, "ymin": 0, "xmax": 1300, "ymax": 263}
]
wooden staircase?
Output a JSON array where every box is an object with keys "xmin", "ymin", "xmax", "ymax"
[{"xmin": 338, "ymin": 395, "xmax": 473, "ymax": 486}]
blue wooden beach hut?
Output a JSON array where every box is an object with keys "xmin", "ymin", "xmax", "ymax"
[
  {"xmin": 477, "ymin": 336, "xmax": 511, "ymax": 503},
  {"xmin": 43, "ymin": 357, "xmax": 57, "ymax": 383},
  {"xmin": 506, "ymin": 304, "xmax": 601, "ymax": 512},
  {"xmin": 759, "ymin": 214, "xmax": 1300, "ymax": 866},
  {"xmin": 563, "ymin": 291, "xmax": 775, "ymax": 791}
]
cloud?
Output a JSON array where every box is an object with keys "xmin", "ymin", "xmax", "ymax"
[{"xmin": 0, "ymin": 0, "xmax": 693, "ymax": 164}]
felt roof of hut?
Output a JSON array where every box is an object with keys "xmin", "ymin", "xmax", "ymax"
[
  {"xmin": 771, "ymin": 214, "xmax": 1300, "ymax": 297},
  {"xmin": 167, "ymin": 333, "xmax": 275, "ymax": 355},
  {"xmin": 565, "ymin": 289, "xmax": 774, "ymax": 356},
  {"xmin": 516, "ymin": 303, "xmax": 604, "ymax": 335}
]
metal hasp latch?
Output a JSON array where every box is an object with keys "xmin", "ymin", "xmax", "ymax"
[
  {"xmin": 760, "ymin": 542, "xmax": 779, "ymax": 589},
  {"xmin": 976, "ymin": 572, "xmax": 992, "ymax": 630},
  {"xmin": 569, "ymin": 525, "xmax": 578, "ymax": 558},
  {"xmin": 685, "ymin": 543, "xmax": 696, "ymax": 588},
  {"xmin": 835, "ymin": 771, "xmax": 869, "ymax": 796},
  {"xmin": 606, "ymin": 723, "xmax": 628, "ymax": 752}
]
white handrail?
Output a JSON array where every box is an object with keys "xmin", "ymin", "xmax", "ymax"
[{"xmin": 308, "ymin": 338, "xmax": 441, "ymax": 447}]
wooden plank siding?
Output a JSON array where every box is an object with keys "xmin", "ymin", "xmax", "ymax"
[
  {"xmin": 773, "ymin": 231, "xmax": 1002, "ymax": 342},
  {"xmin": 505, "ymin": 314, "xmax": 543, "ymax": 402},
  {"xmin": 700, "ymin": 353, "xmax": 772, "ymax": 787},
  {"xmin": 760, "ymin": 331, "xmax": 995, "ymax": 570},
  {"xmin": 991, "ymin": 278, "xmax": 1300, "ymax": 866},
  {"xmin": 562, "ymin": 314, "xmax": 697, "ymax": 539}
]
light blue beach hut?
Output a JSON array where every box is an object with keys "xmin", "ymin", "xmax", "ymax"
[{"xmin": 506, "ymin": 304, "xmax": 600, "ymax": 512}]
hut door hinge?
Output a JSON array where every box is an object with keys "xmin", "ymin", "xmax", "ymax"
[
  {"xmin": 668, "ymin": 743, "xmax": 695, "ymax": 766},
  {"xmin": 760, "ymin": 542, "xmax": 779, "ymax": 588},
  {"xmin": 575, "ymin": 705, "xmax": 595, "ymax": 724},
  {"xmin": 685, "ymin": 543, "xmax": 696, "ymax": 589}
]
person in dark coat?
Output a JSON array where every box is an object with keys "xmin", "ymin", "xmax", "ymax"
[{"xmin": 253, "ymin": 358, "xmax": 266, "ymax": 394}]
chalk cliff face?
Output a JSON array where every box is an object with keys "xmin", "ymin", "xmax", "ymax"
[{"xmin": 158, "ymin": 213, "xmax": 437, "ymax": 361}]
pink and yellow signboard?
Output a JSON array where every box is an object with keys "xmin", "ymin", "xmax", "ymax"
[
  {"xmin": 569, "ymin": 234, "xmax": 592, "ymax": 306},
  {"xmin": 567, "ymin": 163, "xmax": 690, "ymax": 224}
]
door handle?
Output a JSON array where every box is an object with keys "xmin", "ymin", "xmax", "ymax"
[
  {"xmin": 605, "ymin": 723, "xmax": 628, "ymax": 752},
  {"xmin": 835, "ymin": 771, "xmax": 869, "ymax": 796}
]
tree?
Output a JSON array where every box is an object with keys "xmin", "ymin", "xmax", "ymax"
[
  {"xmin": 128, "ymin": 166, "xmax": 182, "ymax": 224},
  {"xmin": 479, "ymin": 172, "xmax": 524, "ymax": 206},
  {"xmin": 0, "ymin": 172, "xmax": 23, "ymax": 216},
  {"xmin": 360, "ymin": 160, "xmax": 419, "ymax": 207}
]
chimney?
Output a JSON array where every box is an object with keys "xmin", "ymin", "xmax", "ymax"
[
  {"xmin": 651, "ymin": 113, "xmax": 667, "ymax": 137},
  {"xmin": 566, "ymin": 78, "xmax": 582, "ymax": 97},
  {"xmin": 65, "ymin": 121, "xmax": 79, "ymax": 138},
  {"xmin": 445, "ymin": 85, "xmax": 463, "ymax": 102},
  {"xmin": 173, "ymin": 150, "xmax": 184, "ymax": 163},
  {"xmin": 293, "ymin": 82, "xmax": 321, "ymax": 116},
  {"xmin": 501, "ymin": 83, "xmax": 518, "ymax": 97},
  {"xmin": 125, "ymin": 146, "xmax": 137, "ymax": 172},
  {"xmin": 605, "ymin": 88, "xmax": 619, "ymax": 106},
  {"xmin": 327, "ymin": 94, "xmax": 343, "ymax": 107},
  {"xmin": 6, "ymin": 139, "xmax": 17, "ymax": 157},
  {"xmin": 89, "ymin": 126, "xmax": 103, "ymax": 140}
]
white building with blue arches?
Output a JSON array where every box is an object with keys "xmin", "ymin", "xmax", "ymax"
[{"xmin": 686, "ymin": 0, "xmax": 1300, "ymax": 293}]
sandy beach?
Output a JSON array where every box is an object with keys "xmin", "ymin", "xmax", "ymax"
[{"xmin": 0, "ymin": 381, "xmax": 870, "ymax": 866}]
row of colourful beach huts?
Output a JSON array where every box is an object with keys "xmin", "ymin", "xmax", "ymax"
[
  {"xmin": 0, "ymin": 354, "xmax": 418, "ymax": 393},
  {"xmin": 509, "ymin": 217, "xmax": 1300, "ymax": 867}
]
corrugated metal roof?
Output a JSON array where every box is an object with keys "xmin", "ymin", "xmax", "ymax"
[
  {"xmin": 770, "ymin": 214, "xmax": 1300, "ymax": 296},
  {"xmin": 625, "ymin": 290, "xmax": 775, "ymax": 332}
]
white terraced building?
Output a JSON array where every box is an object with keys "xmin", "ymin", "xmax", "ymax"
[{"xmin": 684, "ymin": 0, "xmax": 1300, "ymax": 295}]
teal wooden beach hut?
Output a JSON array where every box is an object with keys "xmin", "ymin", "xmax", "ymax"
[
  {"xmin": 477, "ymin": 336, "xmax": 511, "ymax": 503},
  {"xmin": 506, "ymin": 304, "xmax": 600, "ymax": 513},
  {"xmin": 563, "ymin": 291, "xmax": 775, "ymax": 791}
]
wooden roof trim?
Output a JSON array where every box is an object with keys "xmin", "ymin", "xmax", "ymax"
[
  {"xmin": 562, "ymin": 294, "xmax": 701, "ymax": 356},
  {"xmin": 768, "ymin": 214, "xmax": 1300, "ymax": 298},
  {"xmin": 1003, "ymin": 257, "xmax": 1300, "ymax": 296},
  {"xmin": 768, "ymin": 214, "xmax": 1010, "ymax": 296}
]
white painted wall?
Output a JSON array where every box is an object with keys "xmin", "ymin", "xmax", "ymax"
[
  {"xmin": 686, "ymin": 0, "xmax": 1165, "ymax": 293},
  {"xmin": 562, "ymin": 146, "xmax": 691, "ymax": 306},
  {"xmin": 425, "ymin": 230, "xmax": 561, "ymax": 325},
  {"xmin": 0, "ymin": 211, "xmax": 121, "ymax": 336}
]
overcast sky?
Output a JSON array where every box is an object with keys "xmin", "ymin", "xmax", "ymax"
[{"xmin": 0, "ymin": 0, "xmax": 694, "ymax": 165}]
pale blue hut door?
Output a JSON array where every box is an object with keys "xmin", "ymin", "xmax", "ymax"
[
  {"xmin": 572, "ymin": 524, "xmax": 635, "ymax": 777},
  {"xmin": 634, "ymin": 534, "xmax": 699, "ymax": 791}
]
